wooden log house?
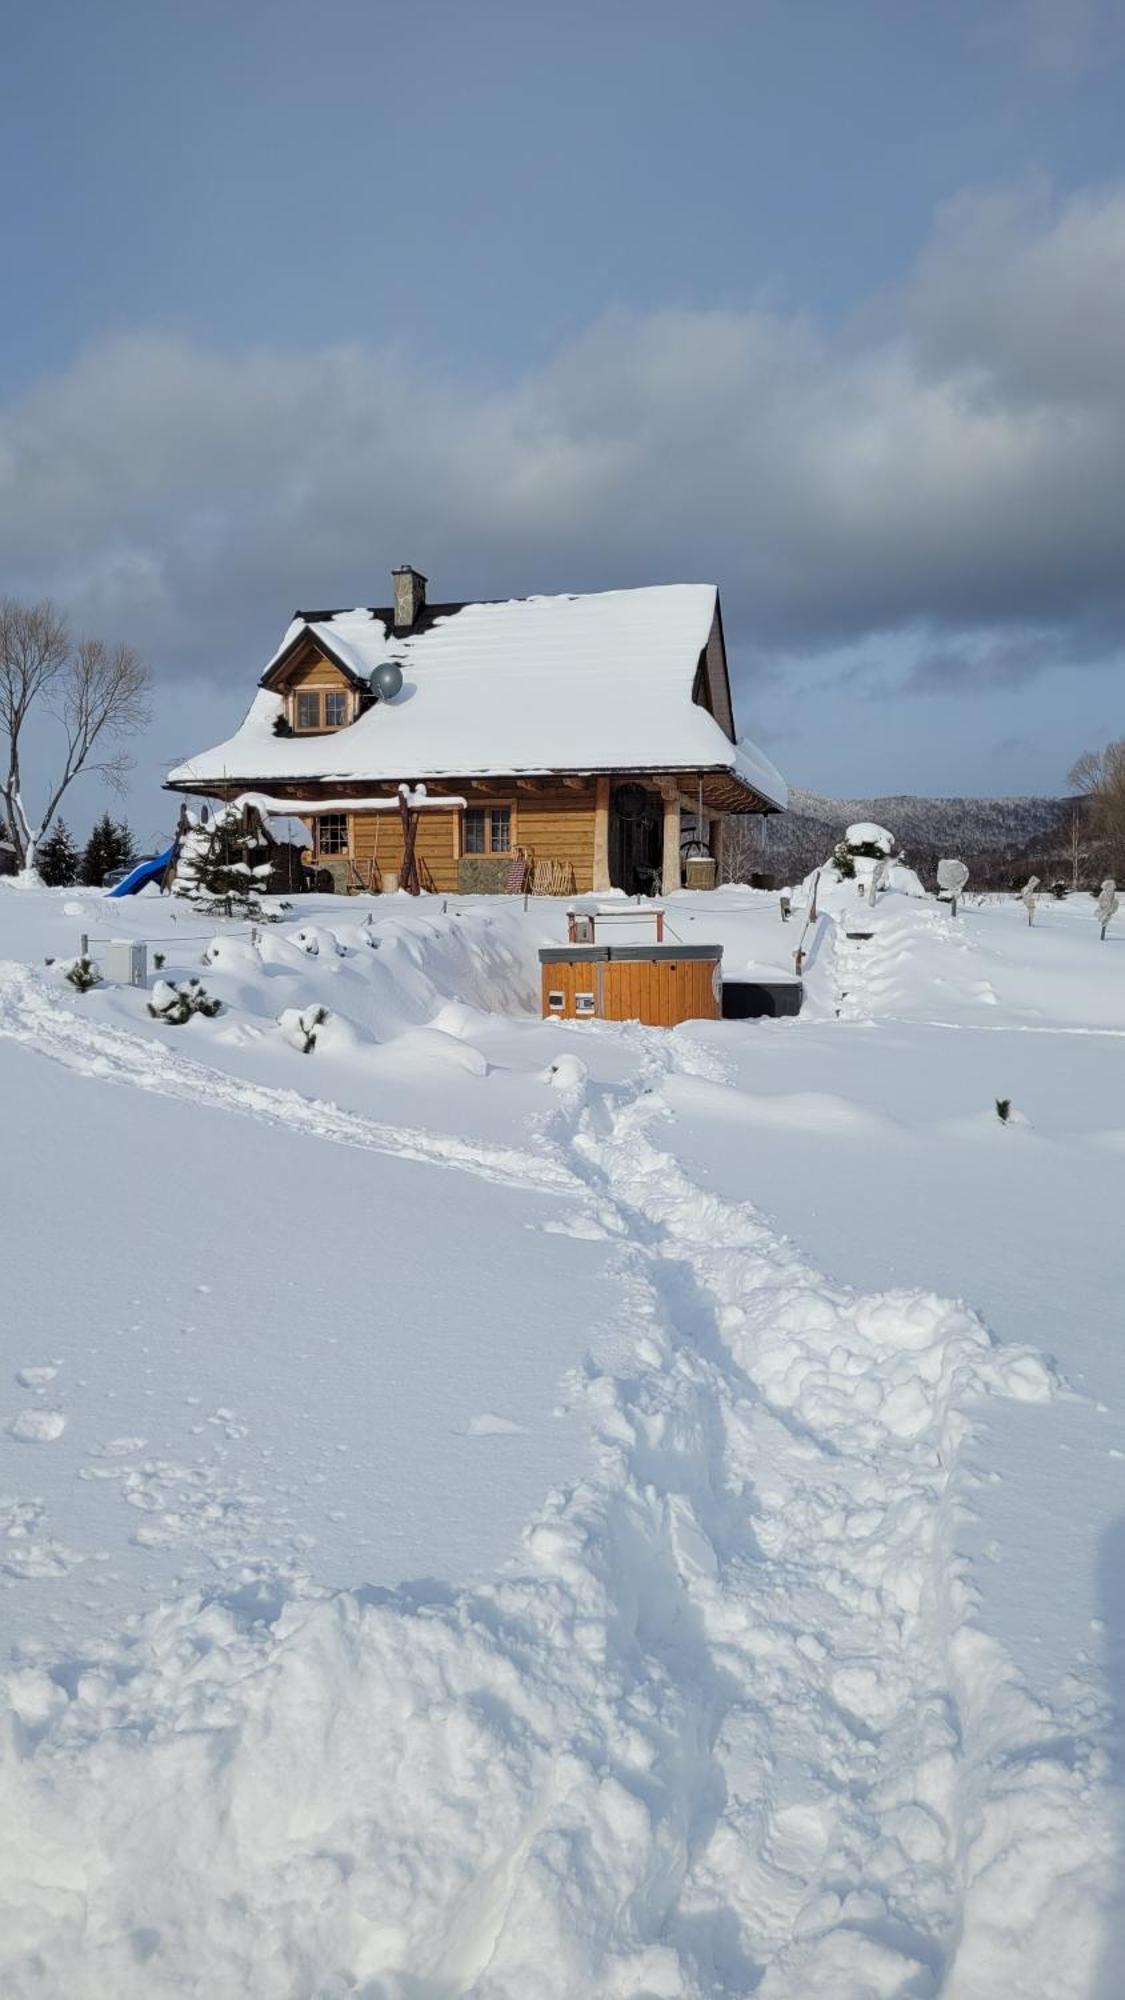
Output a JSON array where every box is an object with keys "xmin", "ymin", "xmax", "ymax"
[{"xmin": 166, "ymin": 568, "xmax": 786, "ymax": 894}]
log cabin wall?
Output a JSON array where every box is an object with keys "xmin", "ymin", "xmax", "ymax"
[
  {"xmin": 346, "ymin": 781, "xmax": 598, "ymax": 894},
  {"xmin": 350, "ymin": 804, "xmax": 459, "ymax": 893}
]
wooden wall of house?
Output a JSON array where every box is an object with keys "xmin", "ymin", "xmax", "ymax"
[
  {"xmin": 339, "ymin": 782, "xmax": 598, "ymax": 894},
  {"xmin": 285, "ymin": 651, "xmax": 353, "ymax": 693},
  {"xmin": 506, "ymin": 784, "xmax": 596, "ymax": 891},
  {"xmin": 351, "ymin": 806, "xmax": 459, "ymax": 893}
]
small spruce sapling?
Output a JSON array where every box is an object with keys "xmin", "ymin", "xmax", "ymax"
[
  {"xmin": 153, "ymin": 952, "xmax": 165, "ymax": 969},
  {"xmin": 996, "ymin": 1098, "xmax": 1011, "ymax": 1123},
  {"xmin": 833, "ymin": 840, "xmax": 856, "ymax": 880},
  {"xmin": 64, "ymin": 955, "xmax": 101, "ymax": 992},
  {"xmin": 148, "ymin": 977, "xmax": 221, "ymax": 1024}
]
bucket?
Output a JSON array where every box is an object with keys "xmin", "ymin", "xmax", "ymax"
[
  {"xmin": 684, "ymin": 855, "xmax": 717, "ymax": 891},
  {"xmin": 381, "ymin": 868, "xmax": 400, "ymax": 895}
]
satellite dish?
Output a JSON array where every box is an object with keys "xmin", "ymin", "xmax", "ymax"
[{"xmin": 368, "ymin": 660, "xmax": 404, "ymax": 701}]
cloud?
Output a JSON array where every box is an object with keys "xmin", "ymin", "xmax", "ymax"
[{"xmin": 3, "ymin": 179, "xmax": 1125, "ymax": 698}]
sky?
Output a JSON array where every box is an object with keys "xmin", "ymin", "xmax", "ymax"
[{"xmin": 3, "ymin": 0, "xmax": 1125, "ymax": 845}]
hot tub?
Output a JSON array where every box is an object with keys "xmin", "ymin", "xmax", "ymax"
[{"xmin": 539, "ymin": 943, "xmax": 723, "ymax": 1027}]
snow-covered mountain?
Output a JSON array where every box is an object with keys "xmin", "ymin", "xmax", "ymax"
[{"xmin": 752, "ymin": 789, "xmax": 1076, "ymax": 887}]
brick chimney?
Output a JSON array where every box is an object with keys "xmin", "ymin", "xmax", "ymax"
[{"xmin": 392, "ymin": 565, "xmax": 427, "ymax": 634}]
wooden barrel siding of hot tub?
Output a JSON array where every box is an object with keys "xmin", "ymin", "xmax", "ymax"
[{"xmin": 539, "ymin": 945, "xmax": 722, "ymax": 1027}]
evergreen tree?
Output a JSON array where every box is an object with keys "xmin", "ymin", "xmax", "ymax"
[
  {"xmin": 81, "ymin": 812, "xmax": 115, "ymax": 885},
  {"xmin": 38, "ymin": 820, "xmax": 80, "ymax": 887},
  {"xmin": 80, "ymin": 811, "xmax": 134, "ymax": 885},
  {"xmin": 173, "ymin": 805, "xmax": 275, "ymax": 917}
]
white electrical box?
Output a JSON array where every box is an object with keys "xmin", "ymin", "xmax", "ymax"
[{"xmin": 104, "ymin": 939, "xmax": 148, "ymax": 987}]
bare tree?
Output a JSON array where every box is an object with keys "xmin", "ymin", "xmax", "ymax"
[
  {"xmin": 718, "ymin": 812, "xmax": 767, "ymax": 884},
  {"xmin": 1069, "ymin": 740, "xmax": 1125, "ymax": 877},
  {"xmin": 1066, "ymin": 800, "xmax": 1090, "ymax": 891},
  {"xmin": 0, "ymin": 599, "xmax": 151, "ymax": 875}
]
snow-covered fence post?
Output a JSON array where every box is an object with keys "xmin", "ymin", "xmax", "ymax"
[
  {"xmin": 937, "ymin": 858, "xmax": 970, "ymax": 917},
  {"xmin": 1095, "ymin": 878, "xmax": 1118, "ymax": 940},
  {"xmin": 1020, "ymin": 876, "xmax": 1040, "ymax": 925}
]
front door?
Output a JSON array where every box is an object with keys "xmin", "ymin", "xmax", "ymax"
[{"xmin": 609, "ymin": 786, "xmax": 661, "ymax": 895}]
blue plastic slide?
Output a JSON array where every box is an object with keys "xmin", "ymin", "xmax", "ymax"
[{"xmin": 105, "ymin": 846, "xmax": 175, "ymax": 897}]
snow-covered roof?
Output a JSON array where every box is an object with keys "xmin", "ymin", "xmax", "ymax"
[{"xmin": 167, "ymin": 586, "xmax": 787, "ymax": 810}]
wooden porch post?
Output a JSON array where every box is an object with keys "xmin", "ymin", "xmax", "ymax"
[
  {"xmin": 593, "ymin": 777, "xmax": 611, "ymax": 892},
  {"xmin": 659, "ymin": 780, "xmax": 681, "ymax": 896}
]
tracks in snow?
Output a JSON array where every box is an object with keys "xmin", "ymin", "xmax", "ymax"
[
  {"xmin": 527, "ymin": 1056, "xmax": 1084, "ymax": 1995},
  {"xmin": 0, "ymin": 963, "xmax": 1109, "ymax": 1997}
]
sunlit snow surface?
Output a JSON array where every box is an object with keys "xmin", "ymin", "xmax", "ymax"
[{"xmin": 0, "ymin": 876, "xmax": 1122, "ymax": 1997}]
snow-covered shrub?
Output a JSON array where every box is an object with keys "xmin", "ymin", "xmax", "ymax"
[
  {"xmin": 148, "ymin": 978, "xmax": 221, "ymax": 1024},
  {"xmin": 540, "ymin": 1053, "xmax": 589, "ymax": 1090},
  {"xmin": 937, "ymin": 859, "xmax": 970, "ymax": 915},
  {"xmin": 63, "ymin": 955, "xmax": 101, "ymax": 993},
  {"xmin": 844, "ymin": 821, "xmax": 895, "ymax": 859},
  {"xmin": 287, "ymin": 925, "xmax": 345, "ymax": 958},
  {"xmin": 1019, "ymin": 876, "xmax": 1040, "ymax": 924},
  {"xmin": 832, "ymin": 839, "xmax": 856, "ymax": 880},
  {"xmin": 279, "ymin": 1005, "xmax": 329, "ymax": 1054},
  {"xmin": 1095, "ymin": 878, "xmax": 1119, "ymax": 939}
]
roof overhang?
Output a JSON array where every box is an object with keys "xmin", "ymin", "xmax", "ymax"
[{"xmin": 166, "ymin": 763, "xmax": 780, "ymax": 812}]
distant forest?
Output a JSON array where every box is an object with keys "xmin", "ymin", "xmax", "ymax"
[{"xmin": 723, "ymin": 790, "xmax": 1092, "ymax": 892}]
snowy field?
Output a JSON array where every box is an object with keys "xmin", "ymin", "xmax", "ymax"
[{"xmin": 1, "ymin": 873, "xmax": 1123, "ymax": 1997}]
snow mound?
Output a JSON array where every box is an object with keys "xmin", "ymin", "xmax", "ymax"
[{"xmin": 7, "ymin": 1409, "xmax": 67, "ymax": 1444}]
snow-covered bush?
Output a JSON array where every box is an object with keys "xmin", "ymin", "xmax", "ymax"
[
  {"xmin": 279, "ymin": 1005, "xmax": 329, "ymax": 1054},
  {"xmin": 937, "ymin": 859, "xmax": 969, "ymax": 916},
  {"xmin": 1095, "ymin": 878, "xmax": 1118, "ymax": 939},
  {"xmin": 845, "ymin": 821, "xmax": 895, "ymax": 858},
  {"xmin": 63, "ymin": 955, "xmax": 101, "ymax": 993},
  {"xmin": 148, "ymin": 978, "xmax": 221, "ymax": 1024},
  {"xmin": 540, "ymin": 1053, "xmax": 589, "ymax": 1090},
  {"xmin": 809, "ymin": 821, "xmax": 925, "ymax": 905}
]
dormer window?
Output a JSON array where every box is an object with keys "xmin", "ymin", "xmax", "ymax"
[{"xmin": 291, "ymin": 687, "xmax": 352, "ymax": 732}]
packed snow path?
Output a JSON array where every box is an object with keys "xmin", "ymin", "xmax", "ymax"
[{"xmin": 0, "ymin": 929, "xmax": 1112, "ymax": 1998}]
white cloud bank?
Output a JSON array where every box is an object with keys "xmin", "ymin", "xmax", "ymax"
[{"xmin": 3, "ymin": 179, "xmax": 1125, "ymax": 696}]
